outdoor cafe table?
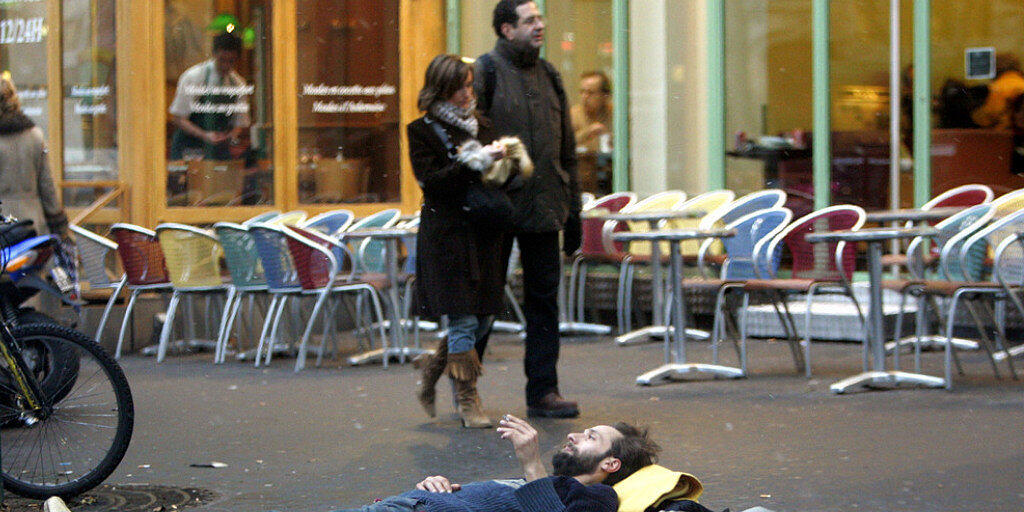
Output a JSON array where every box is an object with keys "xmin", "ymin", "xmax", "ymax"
[
  {"xmin": 865, "ymin": 206, "xmax": 964, "ymax": 224},
  {"xmin": 806, "ymin": 226, "xmax": 943, "ymax": 393},
  {"xmin": 590, "ymin": 210, "xmax": 706, "ymax": 346},
  {"xmin": 612, "ymin": 228, "xmax": 737, "ymax": 385},
  {"xmin": 341, "ymin": 227, "xmax": 428, "ymax": 368}
]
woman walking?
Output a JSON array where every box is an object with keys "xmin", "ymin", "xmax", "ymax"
[
  {"xmin": 0, "ymin": 74, "xmax": 67, "ymax": 238},
  {"xmin": 407, "ymin": 55, "xmax": 509, "ymax": 428}
]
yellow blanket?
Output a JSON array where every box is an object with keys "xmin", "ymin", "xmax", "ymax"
[{"xmin": 613, "ymin": 464, "xmax": 704, "ymax": 512}]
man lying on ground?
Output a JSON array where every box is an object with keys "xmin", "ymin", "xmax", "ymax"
[{"xmin": 42, "ymin": 414, "xmax": 709, "ymax": 512}]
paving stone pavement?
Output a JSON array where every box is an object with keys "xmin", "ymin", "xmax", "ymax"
[{"xmin": 10, "ymin": 332, "xmax": 1022, "ymax": 512}]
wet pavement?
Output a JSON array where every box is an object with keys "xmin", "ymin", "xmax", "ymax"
[{"xmin": 12, "ymin": 332, "xmax": 1023, "ymax": 512}]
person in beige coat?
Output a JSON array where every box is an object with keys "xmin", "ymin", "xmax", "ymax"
[{"xmin": 0, "ymin": 74, "xmax": 67, "ymax": 237}]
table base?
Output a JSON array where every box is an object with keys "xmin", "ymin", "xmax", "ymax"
[
  {"xmin": 560, "ymin": 322, "xmax": 612, "ymax": 336},
  {"xmin": 884, "ymin": 335, "xmax": 979, "ymax": 353},
  {"xmin": 830, "ymin": 370, "xmax": 946, "ymax": 394},
  {"xmin": 141, "ymin": 339, "xmax": 218, "ymax": 357},
  {"xmin": 347, "ymin": 346, "xmax": 431, "ymax": 366},
  {"xmin": 994, "ymin": 344, "xmax": 1024, "ymax": 361},
  {"xmin": 492, "ymin": 320, "xmax": 525, "ymax": 334},
  {"xmin": 635, "ymin": 363, "xmax": 745, "ymax": 386},
  {"xmin": 616, "ymin": 326, "xmax": 710, "ymax": 345}
]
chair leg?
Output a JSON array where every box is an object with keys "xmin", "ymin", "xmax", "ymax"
[
  {"xmin": 225, "ymin": 292, "xmax": 247, "ymax": 363},
  {"xmin": 115, "ymin": 289, "xmax": 140, "ymax": 360},
  {"xmin": 964, "ymin": 297, "xmax": 1004, "ymax": 379},
  {"xmin": 944, "ymin": 291, "xmax": 964, "ymax": 389},
  {"xmin": 296, "ymin": 291, "xmax": 330, "ymax": 372},
  {"xmin": 267, "ymin": 296, "xmax": 291, "ymax": 366},
  {"xmin": 255, "ymin": 295, "xmax": 281, "ymax": 368},
  {"xmin": 157, "ymin": 290, "xmax": 182, "ymax": 363},
  {"xmin": 97, "ymin": 277, "xmax": 126, "ymax": 344},
  {"xmin": 364, "ymin": 288, "xmax": 389, "ymax": 368},
  {"xmin": 739, "ymin": 291, "xmax": 750, "ymax": 376},
  {"xmin": 803, "ymin": 286, "xmax": 818, "ymax": 378},
  {"xmin": 215, "ymin": 287, "xmax": 238, "ymax": 364}
]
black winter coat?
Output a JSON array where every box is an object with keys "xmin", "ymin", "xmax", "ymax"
[
  {"xmin": 407, "ymin": 116, "xmax": 509, "ymax": 318},
  {"xmin": 475, "ymin": 39, "xmax": 582, "ymax": 233}
]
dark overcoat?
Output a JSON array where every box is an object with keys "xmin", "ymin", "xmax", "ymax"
[{"xmin": 407, "ymin": 115, "xmax": 508, "ymax": 318}]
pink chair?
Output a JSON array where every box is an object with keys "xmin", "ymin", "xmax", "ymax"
[{"xmin": 566, "ymin": 192, "xmax": 637, "ymax": 331}]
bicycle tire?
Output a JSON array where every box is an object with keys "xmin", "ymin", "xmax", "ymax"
[
  {"xmin": 11, "ymin": 308, "xmax": 81, "ymax": 404},
  {"xmin": 0, "ymin": 323, "xmax": 134, "ymax": 499}
]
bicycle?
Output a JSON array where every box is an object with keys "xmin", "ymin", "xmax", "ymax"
[{"xmin": 0, "ymin": 215, "xmax": 134, "ymax": 499}]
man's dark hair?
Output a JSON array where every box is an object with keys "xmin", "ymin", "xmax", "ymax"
[
  {"xmin": 492, "ymin": 0, "xmax": 533, "ymax": 38},
  {"xmin": 603, "ymin": 422, "xmax": 661, "ymax": 486},
  {"xmin": 581, "ymin": 71, "xmax": 611, "ymax": 94},
  {"xmin": 213, "ymin": 31, "xmax": 243, "ymax": 54}
]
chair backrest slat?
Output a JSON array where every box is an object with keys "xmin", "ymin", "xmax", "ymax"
[{"xmin": 110, "ymin": 223, "xmax": 170, "ymax": 286}]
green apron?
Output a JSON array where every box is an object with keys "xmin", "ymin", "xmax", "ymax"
[{"xmin": 169, "ymin": 63, "xmax": 236, "ymax": 160}]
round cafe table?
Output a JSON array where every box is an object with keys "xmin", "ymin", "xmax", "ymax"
[
  {"xmin": 589, "ymin": 210, "xmax": 707, "ymax": 346},
  {"xmin": 806, "ymin": 226, "xmax": 943, "ymax": 393},
  {"xmin": 613, "ymin": 228, "xmax": 737, "ymax": 386},
  {"xmin": 340, "ymin": 227, "xmax": 428, "ymax": 368}
]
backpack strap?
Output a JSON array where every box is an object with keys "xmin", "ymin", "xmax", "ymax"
[{"xmin": 476, "ymin": 53, "xmax": 498, "ymax": 114}]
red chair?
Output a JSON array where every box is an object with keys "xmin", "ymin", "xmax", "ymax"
[
  {"xmin": 566, "ymin": 192, "xmax": 637, "ymax": 331},
  {"xmin": 283, "ymin": 225, "xmax": 388, "ymax": 371},
  {"xmin": 740, "ymin": 205, "xmax": 866, "ymax": 377},
  {"xmin": 109, "ymin": 224, "xmax": 173, "ymax": 359}
]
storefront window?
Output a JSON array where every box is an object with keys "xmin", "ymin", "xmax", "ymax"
[
  {"xmin": 929, "ymin": 1, "xmax": 1024, "ymax": 197},
  {"xmin": 545, "ymin": 0, "xmax": 613, "ymax": 195},
  {"xmin": 0, "ymin": 0, "xmax": 49, "ymax": 132},
  {"xmin": 164, "ymin": 1, "xmax": 273, "ymax": 207},
  {"xmin": 295, "ymin": 0, "xmax": 400, "ymax": 204},
  {"xmin": 62, "ymin": 0, "xmax": 118, "ymax": 209}
]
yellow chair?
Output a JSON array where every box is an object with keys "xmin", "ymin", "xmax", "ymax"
[
  {"xmin": 155, "ymin": 223, "xmax": 229, "ymax": 362},
  {"xmin": 270, "ymin": 210, "xmax": 309, "ymax": 226},
  {"xmin": 617, "ymin": 190, "xmax": 688, "ymax": 258},
  {"xmin": 663, "ymin": 190, "xmax": 737, "ymax": 257},
  {"xmin": 990, "ymin": 188, "xmax": 1024, "ymax": 217}
]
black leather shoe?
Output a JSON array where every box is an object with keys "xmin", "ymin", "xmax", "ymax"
[{"xmin": 527, "ymin": 392, "xmax": 580, "ymax": 418}]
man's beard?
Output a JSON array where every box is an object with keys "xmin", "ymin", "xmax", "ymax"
[{"xmin": 551, "ymin": 449, "xmax": 606, "ymax": 478}]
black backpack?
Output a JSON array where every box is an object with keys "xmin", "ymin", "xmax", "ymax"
[{"xmin": 476, "ymin": 52, "xmax": 567, "ymax": 116}]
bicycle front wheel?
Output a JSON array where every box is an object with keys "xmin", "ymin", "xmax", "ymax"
[{"xmin": 0, "ymin": 323, "xmax": 134, "ymax": 499}]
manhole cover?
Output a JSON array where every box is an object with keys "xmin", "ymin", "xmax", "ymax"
[{"xmin": 2, "ymin": 484, "xmax": 216, "ymax": 512}]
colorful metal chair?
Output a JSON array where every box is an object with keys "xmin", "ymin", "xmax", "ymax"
[
  {"xmin": 213, "ymin": 222, "xmax": 270, "ymax": 363},
  {"xmin": 741, "ymin": 205, "xmax": 867, "ymax": 377},
  {"xmin": 109, "ymin": 223, "xmax": 173, "ymax": 359},
  {"xmin": 347, "ymin": 209, "xmax": 402, "ymax": 273},
  {"xmin": 154, "ymin": 223, "xmax": 229, "ymax": 362},
  {"xmin": 303, "ymin": 209, "xmax": 355, "ymax": 237},
  {"xmin": 283, "ymin": 225, "xmax": 387, "ymax": 371},
  {"xmin": 68, "ymin": 224, "xmax": 125, "ymax": 345},
  {"xmin": 248, "ymin": 222, "xmax": 307, "ymax": 367}
]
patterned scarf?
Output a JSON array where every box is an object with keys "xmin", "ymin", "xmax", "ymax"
[{"xmin": 429, "ymin": 100, "xmax": 478, "ymax": 138}]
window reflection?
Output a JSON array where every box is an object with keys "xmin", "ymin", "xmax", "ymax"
[
  {"xmin": 62, "ymin": 0, "xmax": 118, "ymax": 209},
  {"xmin": 546, "ymin": 0, "xmax": 613, "ymax": 195},
  {"xmin": 164, "ymin": 2, "xmax": 273, "ymax": 207},
  {"xmin": 296, "ymin": 0, "xmax": 400, "ymax": 204},
  {"xmin": 0, "ymin": 0, "xmax": 49, "ymax": 132}
]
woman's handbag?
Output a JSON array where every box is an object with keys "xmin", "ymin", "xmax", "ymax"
[
  {"xmin": 462, "ymin": 181, "xmax": 514, "ymax": 230},
  {"xmin": 428, "ymin": 119, "xmax": 515, "ymax": 230}
]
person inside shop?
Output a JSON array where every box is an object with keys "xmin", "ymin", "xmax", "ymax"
[
  {"xmin": 168, "ymin": 30, "xmax": 258, "ymax": 203},
  {"xmin": 168, "ymin": 30, "xmax": 251, "ymax": 161},
  {"xmin": 571, "ymin": 70, "xmax": 613, "ymax": 194}
]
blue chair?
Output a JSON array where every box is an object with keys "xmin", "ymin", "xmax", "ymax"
[
  {"xmin": 248, "ymin": 222, "xmax": 306, "ymax": 366},
  {"xmin": 304, "ymin": 209, "xmax": 355, "ymax": 237},
  {"xmin": 707, "ymin": 189, "xmax": 787, "ymax": 226},
  {"xmin": 345, "ymin": 209, "xmax": 401, "ymax": 274},
  {"xmin": 690, "ymin": 208, "xmax": 792, "ymax": 375}
]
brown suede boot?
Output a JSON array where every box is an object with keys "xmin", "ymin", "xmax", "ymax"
[
  {"xmin": 447, "ymin": 351, "xmax": 492, "ymax": 428},
  {"xmin": 412, "ymin": 340, "xmax": 448, "ymax": 418}
]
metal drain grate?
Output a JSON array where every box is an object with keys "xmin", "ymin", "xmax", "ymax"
[{"xmin": 2, "ymin": 484, "xmax": 216, "ymax": 512}]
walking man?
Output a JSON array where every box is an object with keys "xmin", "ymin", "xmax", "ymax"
[{"xmin": 475, "ymin": 0, "xmax": 584, "ymax": 418}]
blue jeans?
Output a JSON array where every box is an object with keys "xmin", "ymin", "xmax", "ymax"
[
  {"xmin": 333, "ymin": 495, "xmax": 422, "ymax": 512},
  {"xmin": 446, "ymin": 314, "xmax": 494, "ymax": 354}
]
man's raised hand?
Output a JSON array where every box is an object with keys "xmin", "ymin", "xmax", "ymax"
[
  {"xmin": 497, "ymin": 414, "xmax": 547, "ymax": 481},
  {"xmin": 415, "ymin": 475, "xmax": 461, "ymax": 493}
]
